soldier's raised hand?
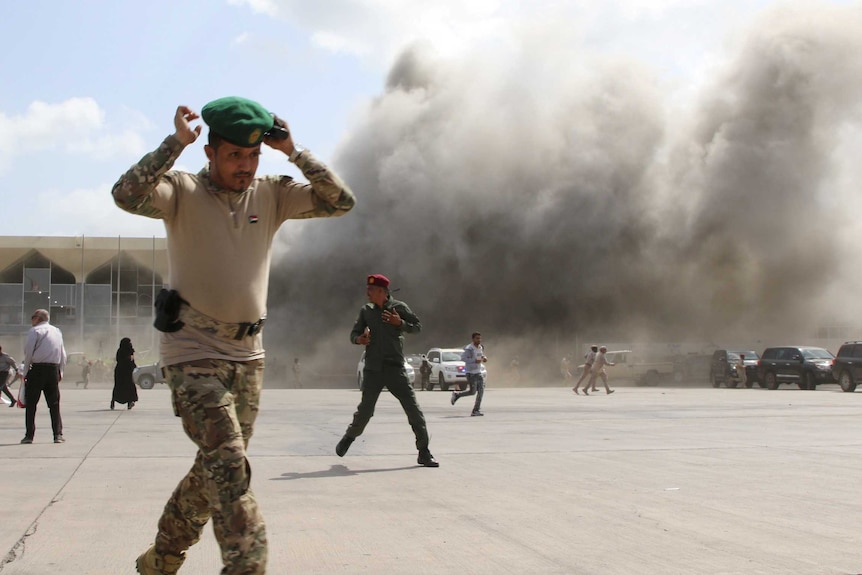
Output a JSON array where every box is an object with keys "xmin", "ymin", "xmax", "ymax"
[
  {"xmin": 356, "ymin": 327, "xmax": 371, "ymax": 346},
  {"xmin": 382, "ymin": 309, "xmax": 402, "ymax": 326},
  {"xmin": 173, "ymin": 106, "xmax": 202, "ymax": 146}
]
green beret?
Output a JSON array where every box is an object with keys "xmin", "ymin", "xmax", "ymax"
[{"xmin": 201, "ymin": 96, "xmax": 274, "ymax": 147}]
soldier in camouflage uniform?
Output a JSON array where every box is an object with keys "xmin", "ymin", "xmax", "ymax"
[{"xmin": 112, "ymin": 96, "xmax": 355, "ymax": 575}]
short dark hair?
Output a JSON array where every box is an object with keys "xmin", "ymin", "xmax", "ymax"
[
  {"xmin": 208, "ymin": 131, "xmax": 226, "ymax": 149},
  {"xmin": 472, "ymin": 332, "xmax": 481, "ymax": 338}
]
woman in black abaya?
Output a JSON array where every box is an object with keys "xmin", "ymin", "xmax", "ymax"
[{"xmin": 111, "ymin": 337, "xmax": 138, "ymax": 410}]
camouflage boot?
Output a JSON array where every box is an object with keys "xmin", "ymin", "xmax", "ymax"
[{"xmin": 136, "ymin": 545, "xmax": 185, "ymax": 574}]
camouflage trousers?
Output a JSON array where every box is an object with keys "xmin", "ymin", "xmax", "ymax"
[{"xmin": 154, "ymin": 358, "xmax": 267, "ymax": 575}]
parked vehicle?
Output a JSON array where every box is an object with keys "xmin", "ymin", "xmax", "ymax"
[
  {"xmin": 424, "ymin": 347, "xmax": 487, "ymax": 391},
  {"xmin": 832, "ymin": 341, "xmax": 862, "ymax": 392},
  {"xmin": 404, "ymin": 354, "xmax": 424, "ymax": 370},
  {"xmin": 757, "ymin": 346, "xmax": 835, "ymax": 390},
  {"xmin": 356, "ymin": 352, "xmax": 416, "ymax": 390},
  {"xmin": 672, "ymin": 353, "xmax": 712, "ymax": 384},
  {"xmin": 133, "ymin": 362, "xmax": 166, "ymax": 389},
  {"xmin": 603, "ymin": 350, "xmax": 674, "ymax": 386},
  {"xmin": 709, "ymin": 349, "xmax": 761, "ymax": 388}
]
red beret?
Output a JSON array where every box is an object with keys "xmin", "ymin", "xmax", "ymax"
[{"xmin": 367, "ymin": 274, "xmax": 390, "ymax": 289}]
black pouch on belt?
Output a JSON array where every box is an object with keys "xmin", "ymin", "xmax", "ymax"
[{"xmin": 154, "ymin": 289, "xmax": 188, "ymax": 333}]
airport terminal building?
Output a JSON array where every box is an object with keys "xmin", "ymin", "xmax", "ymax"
[{"xmin": 0, "ymin": 236, "xmax": 167, "ymax": 361}]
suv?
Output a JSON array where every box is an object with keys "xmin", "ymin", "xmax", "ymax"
[
  {"xmin": 832, "ymin": 341, "xmax": 862, "ymax": 392},
  {"xmin": 133, "ymin": 362, "xmax": 166, "ymax": 389},
  {"xmin": 356, "ymin": 352, "xmax": 416, "ymax": 390},
  {"xmin": 757, "ymin": 346, "xmax": 835, "ymax": 390},
  {"xmin": 709, "ymin": 349, "xmax": 761, "ymax": 388},
  {"xmin": 424, "ymin": 347, "xmax": 487, "ymax": 391}
]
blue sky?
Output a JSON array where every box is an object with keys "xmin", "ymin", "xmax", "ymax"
[{"xmin": 1, "ymin": 0, "xmax": 857, "ymax": 238}]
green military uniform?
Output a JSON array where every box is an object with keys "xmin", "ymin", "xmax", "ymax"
[
  {"xmin": 113, "ymin": 97, "xmax": 355, "ymax": 575},
  {"xmin": 343, "ymin": 293, "xmax": 431, "ymax": 452}
]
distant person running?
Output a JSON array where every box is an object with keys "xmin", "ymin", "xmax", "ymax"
[
  {"xmin": 584, "ymin": 346, "xmax": 615, "ymax": 395},
  {"xmin": 451, "ymin": 332, "xmax": 488, "ymax": 416},
  {"xmin": 573, "ymin": 345, "xmax": 598, "ymax": 394}
]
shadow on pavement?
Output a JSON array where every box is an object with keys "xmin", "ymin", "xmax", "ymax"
[{"xmin": 273, "ymin": 464, "xmax": 417, "ymax": 481}]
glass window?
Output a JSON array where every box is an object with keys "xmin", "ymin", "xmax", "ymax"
[
  {"xmin": 85, "ymin": 285, "xmax": 112, "ymax": 318},
  {"xmin": 801, "ymin": 348, "xmax": 834, "ymax": 360},
  {"xmin": 50, "ymin": 284, "xmax": 79, "ymax": 307},
  {"xmin": 117, "ymin": 292, "xmax": 138, "ymax": 317},
  {"xmin": 0, "ymin": 284, "xmax": 23, "ymax": 303},
  {"xmin": 0, "ymin": 306, "xmax": 22, "ymax": 325},
  {"xmin": 23, "ymin": 268, "xmax": 50, "ymax": 293},
  {"xmin": 50, "ymin": 306, "xmax": 76, "ymax": 326},
  {"xmin": 24, "ymin": 291, "xmax": 50, "ymax": 312},
  {"xmin": 442, "ymin": 351, "xmax": 461, "ymax": 361}
]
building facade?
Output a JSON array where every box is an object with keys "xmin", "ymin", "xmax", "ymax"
[{"xmin": 0, "ymin": 236, "xmax": 167, "ymax": 363}]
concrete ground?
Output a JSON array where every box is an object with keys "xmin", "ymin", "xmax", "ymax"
[{"xmin": 2, "ymin": 382, "xmax": 862, "ymax": 575}]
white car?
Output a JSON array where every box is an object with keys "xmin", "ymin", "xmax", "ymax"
[
  {"xmin": 424, "ymin": 347, "xmax": 487, "ymax": 391},
  {"xmin": 356, "ymin": 352, "xmax": 416, "ymax": 390}
]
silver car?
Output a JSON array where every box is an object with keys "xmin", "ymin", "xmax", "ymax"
[{"xmin": 356, "ymin": 352, "xmax": 416, "ymax": 390}]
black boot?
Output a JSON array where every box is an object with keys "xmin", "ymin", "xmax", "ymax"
[
  {"xmin": 418, "ymin": 449, "xmax": 439, "ymax": 467},
  {"xmin": 336, "ymin": 435, "xmax": 354, "ymax": 457}
]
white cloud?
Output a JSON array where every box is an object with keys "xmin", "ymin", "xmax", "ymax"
[
  {"xmin": 227, "ymin": 0, "xmax": 522, "ymax": 66},
  {"xmin": 227, "ymin": 0, "xmax": 278, "ymax": 16},
  {"xmin": 0, "ymin": 98, "xmax": 148, "ymax": 173},
  {"xmin": 311, "ymin": 30, "xmax": 370, "ymax": 57},
  {"xmin": 0, "ymin": 98, "xmax": 103, "ymax": 153},
  {"xmin": 35, "ymin": 184, "xmax": 166, "ymax": 237},
  {"xmin": 223, "ymin": 0, "xmax": 792, "ymax": 83}
]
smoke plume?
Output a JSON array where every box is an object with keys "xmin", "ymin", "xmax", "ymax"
[{"xmin": 266, "ymin": 3, "xmax": 862, "ymax": 376}]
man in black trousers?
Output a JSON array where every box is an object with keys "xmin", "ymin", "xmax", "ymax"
[
  {"xmin": 336, "ymin": 274, "xmax": 438, "ymax": 467},
  {"xmin": 20, "ymin": 309, "xmax": 67, "ymax": 444}
]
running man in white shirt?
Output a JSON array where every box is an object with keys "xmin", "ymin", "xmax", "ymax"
[{"xmin": 452, "ymin": 332, "xmax": 488, "ymax": 416}]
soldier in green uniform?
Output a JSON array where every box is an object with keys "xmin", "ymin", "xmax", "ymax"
[
  {"xmin": 336, "ymin": 274, "xmax": 439, "ymax": 467},
  {"xmin": 112, "ymin": 96, "xmax": 355, "ymax": 575}
]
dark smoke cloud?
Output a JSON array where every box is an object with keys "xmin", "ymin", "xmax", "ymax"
[{"xmin": 266, "ymin": 3, "xmax": 862, "ymax": 374}]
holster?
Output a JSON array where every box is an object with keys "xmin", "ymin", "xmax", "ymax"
[{"xmin": 153, "ymin": 289, "xmax": 188, "ymax": 333}]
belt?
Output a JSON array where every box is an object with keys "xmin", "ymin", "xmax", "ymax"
[
  {"xmin": 31, "ymin": 363, "xmax": 59, "ymax": 367},
  {"xmin": 179, "ymin": 306, "xmax": 266, "ymax": 341}
]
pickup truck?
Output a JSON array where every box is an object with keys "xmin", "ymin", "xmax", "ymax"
[
  {"xmin": 602, "ymin": 350, "xmax": 674, "ymax": 386},
  {"xmin": 133, "ymin": 362, "xmax": 166, "ymax": 389}
]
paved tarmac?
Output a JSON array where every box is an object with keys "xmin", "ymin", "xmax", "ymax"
[{"xmin": 2, "ymin": 382, "xmax": 862, "ymax": 575}]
